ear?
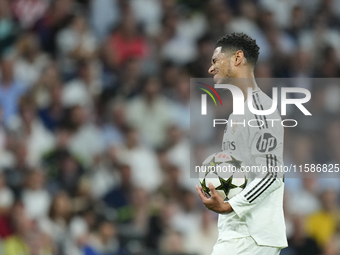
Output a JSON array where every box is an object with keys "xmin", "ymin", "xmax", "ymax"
[{"xmin": 233, "ymin": 50, "xmax": 245, "ymax": 66}]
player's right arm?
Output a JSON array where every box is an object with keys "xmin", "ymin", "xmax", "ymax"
[{"xmin": 196, "ymin": 183, "xmax": 233, "ymax": 214}]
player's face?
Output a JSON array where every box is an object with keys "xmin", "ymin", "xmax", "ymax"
[{"xmin": 208, "ymin": 46, "xmax": 233, "ymax": 83}]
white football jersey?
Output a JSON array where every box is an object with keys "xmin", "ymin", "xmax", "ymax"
[{"xmin": 219, "ymin": 86, "xmax": 288, "ymax": 248}]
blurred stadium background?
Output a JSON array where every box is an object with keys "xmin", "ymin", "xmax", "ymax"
[{"xmin": 0, "ymin": 0, "xmax": 340, "ymax": 254}]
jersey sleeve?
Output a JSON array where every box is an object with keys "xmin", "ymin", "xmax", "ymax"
[{"xmin": 227, "ymin": 109, "xmax": 284, "ymax": 219}]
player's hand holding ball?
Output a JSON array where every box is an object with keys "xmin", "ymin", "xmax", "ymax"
[
  {"xmin": 196, "ymin": 151, "xmax": 247, "ymax": 214},
  {"xmin": 196, "ymin": 183, "xmax": 233, "ymax": 213}
]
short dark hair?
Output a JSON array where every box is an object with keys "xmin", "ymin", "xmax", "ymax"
[{"xmin": 215, "ymin": 33, "xmax": 260, "ymax": 66}]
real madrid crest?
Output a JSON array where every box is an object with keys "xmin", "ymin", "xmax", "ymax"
[{"xmin": 231, "ymin": 120, "xmax": 238, "ymax": 135}]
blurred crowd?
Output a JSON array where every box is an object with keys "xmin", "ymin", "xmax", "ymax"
[{"xmin": 0, "ymin": 0, "xmax": 339, "ymax": 255}]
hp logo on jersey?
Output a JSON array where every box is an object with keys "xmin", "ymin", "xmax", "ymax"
[{"xmin": 256, "ymin": 133, "xmax": 277, "ymax": 153}]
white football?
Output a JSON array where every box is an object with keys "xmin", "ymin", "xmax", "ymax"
[{"xmin": 199, "ymin": 151, "xmax": 247, "ymax": 201}]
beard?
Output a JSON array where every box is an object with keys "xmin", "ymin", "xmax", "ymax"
[
  {"xmin": 214, "ymin": 72, "xmax": 235, "ymax": 86},
  {"xmin": 215, "ymin": 77, "xmax": 230, "ymax": 84}
]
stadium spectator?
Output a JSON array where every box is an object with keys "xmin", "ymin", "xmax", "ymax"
[
  {"xmin": 12, "ymin": 0, "xmax": 49, "ymax": 29},
  {"xmin": 0, "ymin": 57, "xmax": 26, "ymax": 126},
  {"xmin": 66, "ymin": 105, "xmax": 104, "ymax": 167},
  {"xmin": 0, "ymin": 0, "xmax": 18, "ymax": 57},
  {"xmin": 62, "ymin": 60, "xmax": 102, "ymax": 115},
  {"xmin": 285, "ymin": 215, "xmax": 321, "ymax": 255},
  {"xmin": 306, "ymin": 190, "xmax": 340, "ymax": 247},
  {"xmin": 101, "ymin": 100, "xmax": 126, "ymax": 149},
  {"xmin": 56, "ymin": 13, "xmax": 98, "ymax": 80},
  {"xmin": 104, "ymin": 12, "xmax": 148, "ymax": 68},
  {"xmin": 0, "ymin": 173, "xmax": 14, "ymax": 239},
  {"xmin": 89, "ymin": 0, "xmax": 120, "ymax": 42},
  {"xmin": 88, "ymin": 219, "xmax": 121, "ymax": 254},
  {"xmin": 39, "ymin": 191, "xmax": 72, "ymax": 253},
  {"xmin": 103, "ymin": 164, "xmax": 133, "ymax": 211},
  {"xmin": 184, "ymin": 210, "xmax": 219, "ymax": 255},
  {"xmin": 21, "ymin": 169, "xmax": 51, "ymax": 220},
  {"xmin": 8, "ymin": 96, "xmax": 55, "ymax": 166},
  {"xmin": 34, "ymin": 0, "xmax": 75, "ymax": 56},
  {"xmin": 38, "ymin": 83, "xmax": 65, "ymax": 132},
  {"xmin": 14, "ymin": 33, "xmax": 50, "ymax": 88},
  {"xmin": 126, "ymin": 76, "xmax": 173, "ymax": 148}
]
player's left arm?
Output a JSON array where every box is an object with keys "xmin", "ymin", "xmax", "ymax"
[{"xmin": 227, "ymin": 118, "xmax": 284, "ymax": 218}]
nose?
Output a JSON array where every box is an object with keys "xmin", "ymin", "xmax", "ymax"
[{"xmin": 208, "ymin": 65, "xmax": 216, "ymax": 75}]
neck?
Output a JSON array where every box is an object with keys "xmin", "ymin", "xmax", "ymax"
[{"xmin": 234, "ymin": 70, "xmax": 257, "ymax": 102}]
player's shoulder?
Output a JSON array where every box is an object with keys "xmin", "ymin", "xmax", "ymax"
[
  {"xmin": 252, "ymin": 89, "xmax": 273, "ymax": 108},
  {"xmin": 244, "ymin": 88, "xmax": 283, "ymax": 134},
  {"xmin": 250, "ymin": 88, "xmax": 281, "ymax": 119}
]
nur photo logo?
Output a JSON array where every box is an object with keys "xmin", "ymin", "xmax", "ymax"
[{"xmin": 197, "ymin": 81, "xmax": 312, "ymax": 128}]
